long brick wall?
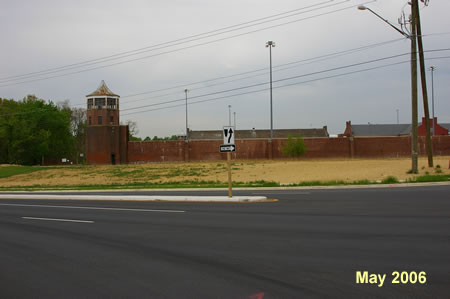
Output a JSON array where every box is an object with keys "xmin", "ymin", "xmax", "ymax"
[{"xmin": 127, "ymin": 136, "xmax": 450, "ymax": 163}]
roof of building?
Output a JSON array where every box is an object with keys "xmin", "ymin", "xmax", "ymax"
[
  {"xmin": 351, "ymin": 124, "xmax": 412, "ymax": 137},
  {"xmin": 86, "ymin": 80, "xmax": 119, "ymax": 97},
  {"xmin": 188, "ymin": 128, "xmax": 329, "ymax": 140},
  {"xmin": 440, "ymin": 123, "xmax": 450, "ymax": 131}
]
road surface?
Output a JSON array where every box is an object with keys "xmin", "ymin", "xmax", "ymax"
[{"xmin": 0, "ymin": 185, "xmax": 449, "ymax": 298}]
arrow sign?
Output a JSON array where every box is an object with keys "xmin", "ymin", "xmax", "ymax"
[
  {"xmin": 223, "ymin": 126, "xmax": 235, "ymax": 145},
  {"xmin": 220, "ymin": 144, "xmax": 236, "ymax": 152}
]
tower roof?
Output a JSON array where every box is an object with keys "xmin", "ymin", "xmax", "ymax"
[{"xmin": 86, "ymin": 80, "xmax": 119, "ymax": 97}]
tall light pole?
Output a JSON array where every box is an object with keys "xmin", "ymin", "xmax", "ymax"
[
  {"xmin": 266, "ymin": 41, "xmax": 275, "ymax": 141},
  {"xmin": 358, "ymin": 5, "xmax": 419, "ymax": 173},
  {"xmin": 228, "ymin": 105, "xmax": 232, "ymax": 126},
  {"xmin": 185, "ymin": 89, "xmax": 189, "ymax": 140},
  {"xmin": 429, "ymin": 66, "xmax": 436, "ymax": 136}
]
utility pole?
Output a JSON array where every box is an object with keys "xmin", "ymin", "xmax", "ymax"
[
  {"xmin": 413, "ymin": 0, "xmax": 433, "ymax": 167},
  {"xmin": 358, "ymin": 4, "xmax": 418, "ymax": 173},
  {"xmin": 185, "ymin": 89, "xmax": 189, "ymax": 141},
  {"xmin": 228, "ymin": 105, "xmax": 232, "ymax": 126},
  {"xmin": 233, "ymin": 112, "xmax": 236, "ymax": 128},
  {"xmin": 411, "ymin": 0, "xmax": 419, "ymax": 173},
  {"xmin": 266, "ymin": 41, "xmax": 275, "ymax": 141},
  {"xmin": 429, "ymin": 66, "xmax": 436, "ymax": 136}
]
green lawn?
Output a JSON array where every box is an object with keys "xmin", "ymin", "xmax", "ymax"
[{"xmin": 0, "ymin": 166, "xmax": 49, "ymax": 178}]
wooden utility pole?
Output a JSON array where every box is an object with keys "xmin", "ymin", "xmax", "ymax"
[
  {"xmin": 413, "ymin": 0, "xmax": 434, "ymax": 167},
  {"xmin": 410, "ymin": 0, "xmax": 419, "ymax": 174}
]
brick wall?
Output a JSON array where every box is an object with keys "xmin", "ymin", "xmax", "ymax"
[
  {"xmin": 86, "ymin": 125, "xmax": 128, "ymax": 164},
  {"xmin": 127, "ymin": 136, "xmax": 450, "ymax": 163}
]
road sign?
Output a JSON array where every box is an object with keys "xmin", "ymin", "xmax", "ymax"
[
  {"xmin": 223, "ymin": 126, "xmax": 235, "ymax": 145},
  {"xmin": 220, "ymin": 144, "xmax": 236, "ymax": 152}
]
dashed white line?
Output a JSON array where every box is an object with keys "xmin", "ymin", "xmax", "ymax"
[
  {"xmin": 22, "ymin": 217, "xmax": 94, "ymax": 223},
  {"xmin": 0, "ymin": 203, "xmax": 185, "ymax": 213}
]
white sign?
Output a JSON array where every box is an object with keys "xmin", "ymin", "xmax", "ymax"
[
  {"xmin": 223, "ymin": 126, "xmax": 235, "ymax": 145},
  {"xmin": 220, "ymin": 144, "xmax": 236, "ymax": 152}
]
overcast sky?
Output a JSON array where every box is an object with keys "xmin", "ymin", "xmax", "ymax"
[{"xmin": 1, "ymin": 0, "xmax": 449, "ymax": 138}]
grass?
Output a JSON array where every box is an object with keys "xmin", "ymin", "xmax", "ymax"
[
  {"xmin": 0, "ymin": 166, "xmax": 51, "ymax": 178},
  {"xmin": 0, "ymin": 174, "xmax": 448, "ymax": 191}
]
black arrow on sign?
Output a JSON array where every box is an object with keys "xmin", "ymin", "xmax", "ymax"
[{"xmin": 227, "ymin": 128, "xmax": 234, "ymax": 143}]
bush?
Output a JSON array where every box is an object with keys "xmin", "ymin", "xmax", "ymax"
[
  {"xmin": 381, "ymin": 176, "xmax": 399, "ymax": 184},
  {"xmin": 281, "ymin": 135, "xmax": 307, "ymax": 158}
]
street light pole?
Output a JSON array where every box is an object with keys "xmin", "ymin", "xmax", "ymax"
[
  {"xmin": 266, "ymin": 41, "xmax": 275, "ymax": 141},
  {"xmin": 429, "ymin": 66, "xmax": 436, "ymax": 136},
  {"xmin": 413, "ymin": 0, "xmax": 433, "ymax": 167},
  {"xmin": 185, "ymin": 89, "xmax": 189, "ymax": 140},
  {"xmin": 358, "ymin": 5, "xmax": 418, "ymax": 173}
]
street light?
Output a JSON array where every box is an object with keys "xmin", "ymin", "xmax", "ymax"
[
  {"xmin": 358, "ymin": 5, "xmax": 419, "ymax": 173},
  {"xmin": 429, "ymin": 66, "xmax": 436, "ymax": 136},
  {"xmin": 266, "ymin": 41, "xmax": 275, "ymax": 141},
  {"xmin": 185, "ymin": 89, "xmax": 189, "ymax": 140}
]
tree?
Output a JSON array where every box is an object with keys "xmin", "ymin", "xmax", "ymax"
[
  {"xmin": 281, "ymin": 135, "xmax": 307, "ymax": 158},
  {"xmin": 0, "ymin": 95, "xmax": 74, "ymax": 165},
  {"xmin": 69, "ymin": 107, "xmax": 86, "ymax": 163}
]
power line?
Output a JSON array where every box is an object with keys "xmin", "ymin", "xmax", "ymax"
[
  {"xmin": 0, "ymin": 1, "xmax": 335, "ymax": 83},
  {"xmin": 117, "ymin": 38, "xmax": 404, "ymax": 106},
  {"xmin": 120, "ymin": 48, "xmax": 450, "ymax": 113},
  {"xmin": 2, "ymin": 54, "xmax": 449, "ymax": 118},
  {"xmin": 122, "ymin": 55, "xmax": 450, "ymax": 117},
  {"xmin": 0, "ymin": 0, "xmax": 372, "ymax": 87}
]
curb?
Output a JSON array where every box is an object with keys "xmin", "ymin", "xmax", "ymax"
[{"xmin": 0, "ymin": 194, "xmax": 269, "ymax": 203}]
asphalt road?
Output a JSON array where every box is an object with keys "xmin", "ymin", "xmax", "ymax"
[{"xmin": 0, "ymin": 185, "xmax": 449, "ymax": 298}]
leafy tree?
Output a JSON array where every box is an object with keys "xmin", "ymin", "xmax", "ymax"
[
  {"xmin": 281, "ymin": 135, "xmax": 307, "ymax": 158},
  {"xmin": 0, "ymin": 95, "xmax": 74, "ymax": 165}
]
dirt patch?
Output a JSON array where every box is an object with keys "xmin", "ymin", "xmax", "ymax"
[{"xmin": 1, "ymin": 157, "xmax": 449, "ymax": 187}]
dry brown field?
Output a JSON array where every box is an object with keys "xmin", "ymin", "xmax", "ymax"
[{"xmin": 1, "ymin": 156, "xmax": 449, "ymax": 188}]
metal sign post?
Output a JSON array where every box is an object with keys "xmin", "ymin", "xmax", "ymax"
[{"xmin": 221, "ymin": 126, "xmax": 236, "ymax": 198}]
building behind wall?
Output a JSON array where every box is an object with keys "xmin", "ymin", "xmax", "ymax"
[{"xmin": 85, "ymin": 81, "xmax": 128, "ymax": 164}]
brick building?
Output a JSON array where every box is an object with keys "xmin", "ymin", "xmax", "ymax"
[
  {"xmin": 341, "ymin": 119, "xmax": 449, "ymax": 137},
  {"xmin": 85, "ymin": 81, "xmax": 128, "ymax": 164}
]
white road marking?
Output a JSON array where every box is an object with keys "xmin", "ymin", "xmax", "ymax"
[
  {"xmin": 22, "ymin": 217, "xmax": 94, "ymax": 223},
  {"xmin": 0, "ymin": 203, "xmax": 185, "ymax": 213},
  {"xmin": 252, "ymin": 192, "xmax": 311, "ymax": 195}
]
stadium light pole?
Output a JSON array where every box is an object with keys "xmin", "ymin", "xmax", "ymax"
[
  {"xmin": 358, "ymin": 5, "xmax": 419, "ymax": 173},
  {"xmin": 266, "ymin": 41, "xmax": 275, "ymax": 141}
]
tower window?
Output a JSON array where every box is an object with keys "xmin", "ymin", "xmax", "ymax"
[
  {"xmin": 98, "ymin": 116, "xmax": 102, "ymax": 125},
  {"xmin": 89, "ymin": 116, "xmax": 92, "ymax": 125},
  {"xmin": 95, "ymin": 98, "xmax": 105, "ymax": 109},
  {"xmin": 87, "ymin": 98, "xmax": 93, "ymax": 109},
  {"xmin": 107, "ymin": 98, "xmax": 116, "ymax": 109},
  {"xmin": 110, "ymin": 116, "xmax": 114, "ymax": 123}
]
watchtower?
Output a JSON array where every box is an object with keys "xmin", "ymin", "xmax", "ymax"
[{"xmin": 85, "ymin": 81, "xmax": 128, "ymax": 164}]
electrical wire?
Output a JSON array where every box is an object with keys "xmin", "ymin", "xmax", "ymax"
[
  {"xmin": 0, "ymin": 0, "xmax": 375, "ymax": 87},
  {"xmin": 122, "ymin": 55, "xmax": 450, "ymax": 117},
  {"xmin": 120, "ymin": 48, "xmax": 450, "ymax": 112},
  {"xmin": 0, "ymin": 1, "xmax": 335, "ymax": 83}
]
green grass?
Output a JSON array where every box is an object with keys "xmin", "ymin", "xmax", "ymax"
[{"xmin": 0, "ymin": 166, "xmax": 51, "ymax": 178}]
